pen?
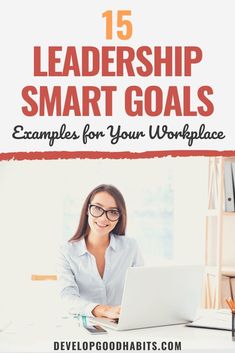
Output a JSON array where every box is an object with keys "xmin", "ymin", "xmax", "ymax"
[
  {"xmin": 226, "ymin": 298, "xmax": 235, "ymax": 341},
  {"xmin": 226, "ymin": 298, "xmax": 235, "ymax": 312}
]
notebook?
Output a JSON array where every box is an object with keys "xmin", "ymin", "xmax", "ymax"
[{"xmin": 186, "ymin": 309, "xmax": 232, "ymax": 331}]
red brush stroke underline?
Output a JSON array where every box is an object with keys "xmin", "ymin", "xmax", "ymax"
[{"xmin": 0, "ymin": 150, "xmax": 235, "ymax": 161}]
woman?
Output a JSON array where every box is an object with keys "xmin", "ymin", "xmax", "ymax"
[{"xmin": 58, "ymin": 184, "xmax": 144, "ymax": 319}]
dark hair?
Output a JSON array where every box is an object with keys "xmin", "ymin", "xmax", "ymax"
[{"xmin": 69, "ymin": 184, "xmax": 127, "ymax": 242}]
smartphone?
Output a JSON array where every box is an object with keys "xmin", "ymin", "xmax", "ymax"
[{"xmin": 83, "ymin": 324, "xmax": 108, "ymax": 334}]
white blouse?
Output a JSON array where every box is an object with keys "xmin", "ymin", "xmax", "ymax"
[{"xmin": 57, "ymin": 233, "xmax": 144, "ymax": 316}]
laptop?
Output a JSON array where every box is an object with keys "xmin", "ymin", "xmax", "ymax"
[{"xmin": 90, "ymin": 265, "xmax": 204, "ymax": 331}]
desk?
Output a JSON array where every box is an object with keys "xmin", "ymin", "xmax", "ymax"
[{"xmin": 1, "ymin": 313, "xmax": 235, "ymax": 353}]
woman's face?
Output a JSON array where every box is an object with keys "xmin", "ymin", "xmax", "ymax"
[{"xmin": 87, "ymin": 191, "xmax": 119, "ymax": 237}]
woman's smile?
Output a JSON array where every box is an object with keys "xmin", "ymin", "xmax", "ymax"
[{"xmin": 95, "ymin": 222, "xmax": 109, "ymax": 228}]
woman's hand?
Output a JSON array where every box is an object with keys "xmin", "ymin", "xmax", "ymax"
[{"xmin": 92, "ymin": 305, "xmax": 121, "ymax": 319}]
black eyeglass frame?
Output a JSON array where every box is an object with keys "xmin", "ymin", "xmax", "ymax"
[{"xmin": 88, "ymin": 204, "xmax": 121, "ymax": 222}]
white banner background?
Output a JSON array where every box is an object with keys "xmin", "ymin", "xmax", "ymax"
[{"xmin": 1, "ymin": 0, "xmax": 234, "ymax": 154}]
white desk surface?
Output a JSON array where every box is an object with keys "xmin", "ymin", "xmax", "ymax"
[{"xmin": 0, "ymin": 311, "xmax": 234, "ymax": 353}]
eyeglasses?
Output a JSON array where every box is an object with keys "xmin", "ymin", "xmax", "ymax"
[{"xmin": 88, "ymin": 204, "xmax": 121, "ymax": 222}]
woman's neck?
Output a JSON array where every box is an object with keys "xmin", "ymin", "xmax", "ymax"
[{"xmin": 86, "ymin": 232, "xmax": 110, "ymax": 250}]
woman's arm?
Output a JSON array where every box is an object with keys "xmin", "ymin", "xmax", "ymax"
[
  {"xmin": 132, "ymin": 239, "xmax": 144, "ymax": 266},
  {"xmin": 57, "ymin": 248, "xmax": 99, "ymax": 316}
]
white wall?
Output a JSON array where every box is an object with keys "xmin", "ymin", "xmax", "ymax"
[{"xmin": 173, "ymin": 157, "xmax": 208, "ymax": 264}]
